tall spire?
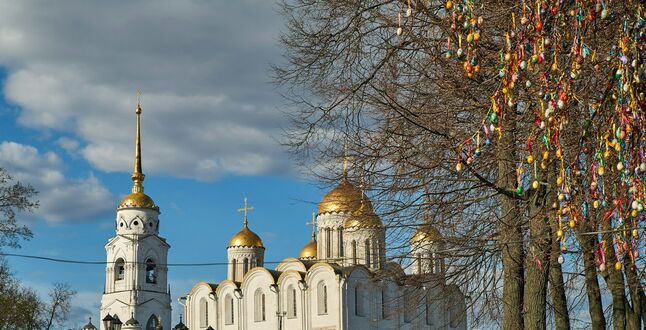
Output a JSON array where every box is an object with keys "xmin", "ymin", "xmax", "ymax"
[
  {"xmin": 342, "ymin": 143, "xmax": 348, "ymax": 179},
  {"xmin": 131, "ymin": 90, "xmax": 145, "ymax": 193}
]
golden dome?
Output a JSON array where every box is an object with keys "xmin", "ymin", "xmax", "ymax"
[
  {"xmin": 299, "ymin": 238, "xmax": 317, "ymax": 260},
  {"xmin": 318, "ymin": 179, "xmax": 369, "ymax": 215},
  {"xmin": 117, "ymin": 192, "xmax": 158, "ymax": 210},
  {"xmin": 344, "ymin": 200, "xmax": 382, "ymax": 229},
  {"xmin": 228, "ymin": 225, "xmax": 264, "ymax": 248},
  {"xmin": 411, "ymin": 224, "xmax": 442, "ymax": 243}
]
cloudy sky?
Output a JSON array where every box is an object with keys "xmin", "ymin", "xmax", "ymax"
[{"xmin": 0, "ymin": 1, "xmax": 328, "ymax": 328}]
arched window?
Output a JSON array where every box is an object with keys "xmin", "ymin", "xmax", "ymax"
[
  {"xmin": 352, "ymin": 241, "xmax": 357, "ymax": 264},
  {"xmin": 375, "ymin": 242, "xmax": 381, "ymax": 268},
  {"xmin": 231, "ymin": 259, "xmax": 237, "ymax": 280},
  {"xmin": 115, "ymin": 258, "xmax": 125, "ymax": 281},
  {"xmin": 286, "ymin": 285, "xmax": 297, "ymax": 318},
  {"xmin": 365, "ymin": 240, "xmax": 371, "ymax": 266},
  {"xmin": 146, "ymin": 314, "xmax": 159, "ymax": 330},
  {"xmin": 145, "ymin": 258, "xmax": 157, "ymax": 284},
  {"xmin": 382, "ymin": 286, "xmax": 394, "ymax": 319},
  {"xmin": 403, "ymin": 288, "xmax": 413, "ymax": 323},
  {"xmin": 199, "ymin": 298, "xmax": 208, "ymax": 327},
  {"xmin": 354, "ymin": 284, "xmax": 365, "ymax": 316},
  {"xmin": 338, "ymin": 228, "xmax": 344, "ymax": 257},
  {"xmin": 416, "ymin": 254, "xmax": 422, "ymax": 274},
  {"xmin": 317, "ymin": 281, "xmax": 328, "ymax": 315},
  {"xmin": 254, "ymin": 288, "xmax": 266, "ymax": 322},
  {"xmin": 224, "ymin": 294, "xmax": 234, "ymax": 325},
  {"xmin": 243, "ymin": 258, "xmax": 249, "ymax": 274}
]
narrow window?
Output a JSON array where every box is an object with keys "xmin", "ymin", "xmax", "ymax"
[
  {"xmin": 199, "ymin": 298, "xmax": 208, "ymax": 327},
  {"xmin": 338, "ymin": 228, "xmax": 344, "ymax": 257},
  {"xmin": 224, "ymin": 294, "xmax": 234, "ymax": 325},
  {"xmin": 254, "ymin": 289, "xmax": 266, "ymax": 322},
  {"xmin": 365, "ymin": 240, "xmax": 371, "ymax": 266},
  {"xmin": 287, "ymin": 286, "xmax": 297, "ymax": 318},
  {"xmin": 354, "ymin": 285, "xmax": 365, "ymax": 316},
  {"xmin": 231, "ymin": 259, "xmax": 237, "ymax": 280},
  {"xmin": 417, "ymin": 255, "xmax": 422, "ymax": 274},
  {"xmin": 381, "ymin": 289, "xmax": 386, "ymax": 319},
  {"xmin": 243, "ymin": 258, "xmax": 249, "ymax": 274},
  {"xmin": 352, "ymin": 241, "xmax": 357, "ymax": 264},
  {"xmin": 326, "ymin": 228, "xmax": 331, "ymax": 258},
  {"xmin": 145, "ymin": 258, "xmax": 157, "ymax": 284},
  {"xmin": 403, "ymin": 288, "xmax": 413, "ymax": 323},
  {"xmin": 317, "ymin": 281, "xmax": 328, "ymax": 315},
  {"xmin": 146, "ymin": 314, "xmax": 159, "ymax": 330},
  {"xmin": 115, "ymin": 258, "xmax": 125, "ymax": 281}
]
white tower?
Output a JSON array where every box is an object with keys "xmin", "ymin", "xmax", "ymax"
[
  {"xmin": 227, "ymin": 198, "xmax": 265, "ymax": 282},
  {"xmin": 409, "ymin": 216, "xmax": 445, "ymax": 275},
  {"xmin": 100, "ymin": 98, "xmax": 172, "ymax": 330}
]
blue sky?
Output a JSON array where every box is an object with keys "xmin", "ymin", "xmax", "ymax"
[{"xmin": 0, "ymin": 1, "xmax": 331, "ymax": 328}]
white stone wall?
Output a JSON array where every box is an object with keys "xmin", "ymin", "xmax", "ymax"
[{"xmin": 184, "ymin": 259, "xmax": 466, "ymax": 330}]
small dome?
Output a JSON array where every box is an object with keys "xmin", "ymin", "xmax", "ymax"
[
  {"xmin": 118, "ymin": 192, "xmax": 158, "ymax": 211},
  {"xmin": 299, "ymin": 238, "xmax": 317, "ymax": 260},
  {"xmin": 83, "ymin": 317, "xmax": 97, "ymax": 330},
  {"xmin": 125, "ymin": 317, "xmax": 139, "ymax": 326},
  {"xmin": 344, "ymin": 200, "xmax": 382, "ymax": 229},
  {"xmin": 318, "ymin": 179, "xmax": 368, "ymax": 215},
  {"xmin": 228, "ymin": 225, "xmax": 264, "ymax": 248},
  {"xmin": 411, "ymin": 223, "xmax": 442, "ymax": 243}
]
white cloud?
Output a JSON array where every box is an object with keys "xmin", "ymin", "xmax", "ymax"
[
  {"xmin": 0, "ymin": 141, "xmax": 114, "ymax": 223},
  {"xmin": 0, "ymin": 0, "xmax": 293, "ymax": 180}
]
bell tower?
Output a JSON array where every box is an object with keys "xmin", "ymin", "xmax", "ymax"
[{"xmin": 100, "ymin": 96, "xmax": 172, "ymax": 330}]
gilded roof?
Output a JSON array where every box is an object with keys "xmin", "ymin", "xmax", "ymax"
[
  {"xmin": 343, "ymin": 200, "xmax": 383, "ymax": 229},
  {"xmin": 411, "ymin": 223, "xmax": 442, "ymax": 243},
  {"xmin": 228, "ymin": 225, "xmax": 264, "ymax": 248},
  {"xmin": 117, "ymin": 192, "xmax": 159, "ymax": 211},
  {"xmin": 318, "ymin": 178, "xmax": 367, "ymax": 215},
  {"xmin": 299, "ymin": 238, "xmax": 317, "ymax": 260}
]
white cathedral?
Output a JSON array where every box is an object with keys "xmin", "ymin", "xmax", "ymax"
[{"xmin": 90, "ymin": 103, "xmax": 467, "ymax": 330}]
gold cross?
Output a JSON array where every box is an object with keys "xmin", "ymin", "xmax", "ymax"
[
  {"xmin": 136, "ymin": 89, "xmax": 142, "ymax": 105},
  {"xmin": 305, "ymin": 212, "xmax": 317, "ymax": 239},
  {"xmin": 238, "ymin": 197, "xmax": 254, "ymax": 226}
]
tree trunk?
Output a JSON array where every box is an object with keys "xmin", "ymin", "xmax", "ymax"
[
  {"xmin": 577, "ymin": 229, "xmax": 606, "ymax": 330},
  {"xmin": 496, "ymin": 110, "xmax": 524, "ymax": 330},
  {"xmin": 523, "ymin": 176, "xmax": 551, "ymax": 330},
  {"xmin": 45, "ymin": 302, "xmax": 58, "ymax": 330},
  {"xmin": 549, "ymin": 219, "xmax": 570, "ymax": 330},
  {"xmin": 601, "ymin": 219, "xmax": 628, "ymax": 330},
  {"xmin": 623, "ymin": 243, "xmax": 643, "ymax": 330}
]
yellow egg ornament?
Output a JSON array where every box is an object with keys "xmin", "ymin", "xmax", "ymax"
[
  {"xmin": 569, "ymin": 220, "xmax": 575, "ymax": 228},
  {"xmin": 527, "ymin": 154, "xmax": 534, "ymax": 164},
  {"xmin": 532, "ymin": 180, "xmax": 539, "ymax": 189},
  {"xmin": 598, "ymin": 166, "xmax": 605, "ymax": 175},
  {"xmin": 446, "ymin": 0, "xmax": 453, "ymax": 10},
  {"xmin": 615, "ymin": 262, "xmax": 621, "ymax": 271},
  {"xmin": 557, "ymin": 229, "xmax": 563, "ymax": 238},
  {"xmin": 633, "ymin": 229, "xmax": 639, "ymax": 238},
  {"xmin": 593, "ymin": 200, "xmax": 600, "ymax": 208}
]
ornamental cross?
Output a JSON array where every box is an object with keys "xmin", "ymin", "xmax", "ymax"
[
  {"xmin": 238, "ymin": 197, "xmax": 254, "ymax": 226},
  {"xmin": 306, "ymin": 212, "xmax": 317, "ymax": 238}
]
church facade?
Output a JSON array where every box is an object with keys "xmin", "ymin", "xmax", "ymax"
[
  {"xmin": 182, "ymin": 178, "xmax": 467, "ymax": 330},
  {"xmin": 93, "ymin": 102, "xmax": 467, "ymax": 330}
]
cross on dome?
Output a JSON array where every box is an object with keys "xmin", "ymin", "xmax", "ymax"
[
  {"xmin": 306, "ymin": 212, "xmax": 317, "ymax": 239},
  {"xmin": 238, "ymin": 197, "xmax": 254, "ymax": 226}
]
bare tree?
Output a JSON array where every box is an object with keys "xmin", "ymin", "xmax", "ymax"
[
  {"xmin": 44, "ymin": 282, "xmax": 76, "ymax": 330},
  {"xmin": 0, "ymin": 168, "xmax": 37, "ymax": 249}
]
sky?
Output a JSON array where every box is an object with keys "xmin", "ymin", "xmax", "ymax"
[{"xmin": 0, "ymin": 1, "xmax": 330, "ymax": 328}]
